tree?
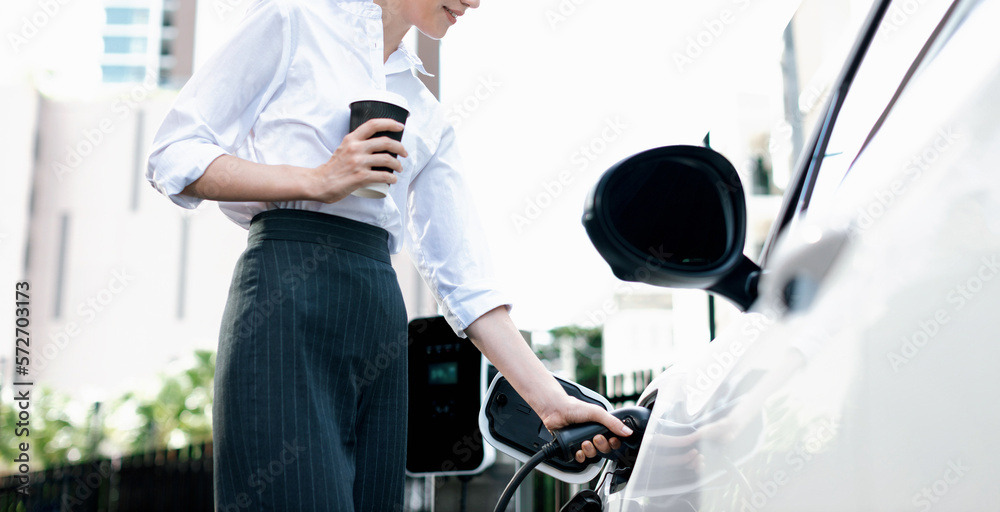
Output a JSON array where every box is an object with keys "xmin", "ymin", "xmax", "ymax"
[
  {"xmin": 114, "ymin": 349, "xmax": 215, "ymax": 453},
  {"xmin": 547, "ymin": 325, "xmax": 603, "ymax": 393},
  {"xmin": 0, "ymin": 349, "xmax": 216, "ymax": 475}
]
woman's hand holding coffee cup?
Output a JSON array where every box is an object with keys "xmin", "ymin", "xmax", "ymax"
[
  {"xmin": 346, "ymin": 92, "xmax": 410, "ymax": 198},
  {"xmin": 308, "ymin": 118, "xmax": 408, "ymax": 204}
]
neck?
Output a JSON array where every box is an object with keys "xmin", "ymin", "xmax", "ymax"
[{"xmin": 374, "ymin": 0, "xmax": 411, "ymax": 62}]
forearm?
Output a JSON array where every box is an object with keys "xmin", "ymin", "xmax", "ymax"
[
  {"xmin": 465, "ymin": 307, "xmax": 569, "ymax": 423},
  {"xmin": 466, "ymin": 307, "xmax": 634, "ymax": 461},
  {"xmin": 181, "ymin": 154, "xmax": 314, "ymax": 202}
]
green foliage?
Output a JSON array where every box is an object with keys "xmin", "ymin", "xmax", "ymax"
[
  {"xmin": 0, "ymin": 350, "xmax": 216, "ymax": 475},
  {"xmin": 115, "ymin": 349, "xmax": 215, "ymax": 453},
  {"xmin": 539, "ymin": 325, "xmax": 604, "ymax": 392},
  {"xmin": 539, "ymin": 325, "xmax": 604, "ymax": 393},
  {"xmin": 0, "ymin": 387, "xmax": 101, "ymax": 472}
]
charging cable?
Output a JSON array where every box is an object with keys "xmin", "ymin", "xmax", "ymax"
[
  {"xmin": 493, "ymin": 407, "xmax": 651, "ymax": 512},
  {"xmin": 494, "ymin": 441, "xmax": 560, "ymax": 512}
]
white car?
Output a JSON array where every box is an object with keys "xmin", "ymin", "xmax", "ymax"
[{"xmin": 576, "ymin": 0, "xmax": 1000, "ymax": 510}]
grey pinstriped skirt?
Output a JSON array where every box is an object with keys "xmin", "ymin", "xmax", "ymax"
[{"xmin": 213, "ymin": 209, "xmax": 408, "ymax": 511}]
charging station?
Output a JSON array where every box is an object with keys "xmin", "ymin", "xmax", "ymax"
[{"xmin": 406, "ymin": 316, "xmax": 496, "ymax": 476}]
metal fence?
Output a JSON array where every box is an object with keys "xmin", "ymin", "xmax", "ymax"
[{"xmin": 0, "ymin": 443, "xmax": 213, "ymax": 512}]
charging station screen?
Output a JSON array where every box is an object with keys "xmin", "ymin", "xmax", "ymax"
[{"xmin": 428, "ymin": 362, "xmax": 458, "ymax": 385}]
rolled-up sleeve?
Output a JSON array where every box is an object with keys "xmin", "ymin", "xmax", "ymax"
[
  {"xmin": 146, "ymin": 0, "xmax": 293, "ymax": 208},
  {"xmin": 405, "ymin": 123, "xmax": 513, "ymax": 337}
]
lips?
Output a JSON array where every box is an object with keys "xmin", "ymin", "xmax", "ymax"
[{"xmin": 443, "ymin": 6, "xmax": 461, "ymax": 23}]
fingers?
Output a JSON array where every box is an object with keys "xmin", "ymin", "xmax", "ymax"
[
  {"xmin": 363, "ymin": 168, "xmax": 398, "ymax": 185},
  {"xmin": 592, "ymin": 434, "xmax": 613, "ymax": 453},
  {"xmin": 360, "ymin": 152, "xmax": 405, "ymax": 173},
  {"xmin": 351, "ymin": 118, "xmax": 405, "ymax": 142},
  {"xmin": 337, "ymin": 146, "xmax": 403, "ymax": 173},
  {"xmin": 365, "ymin": 139, "xmax": 408, "ymax": 160},
  {"xmin": 564, "ymin": 403, "xmax": 634, "ymax": 438},
  {"xmin": 598, "ymin": 410, "xmax": 634, "ymax": 438},
  {"xmin": 575, "ymin": 440, "xmax": 596, "ymax": 463},
  {"xmin": 342, "ymin": 120, "xmax": 408, "ymax": 172},
  {"xmin": 572, "ymin": 434, "xmax": 622, "ymax": 463}
]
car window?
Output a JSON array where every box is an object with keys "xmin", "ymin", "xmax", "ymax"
[
  {"xmin": 832, "ymin": 0, "xmax": 998, "ymax": 218},
  {"xmin": 802, "ymin": 0, "xmax": 960, "ymax": 219}
]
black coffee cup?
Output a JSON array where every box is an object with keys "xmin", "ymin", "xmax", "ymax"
[
  {"xmin": 349, "ymin": 101, "xmax": 410, "ymax": 169},
  {"xmin": 348, "ymin": 92, "xmax": 409, "ymax": 198}
]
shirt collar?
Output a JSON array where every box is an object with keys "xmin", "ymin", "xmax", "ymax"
[
  {"xmin": 336, "ymin": 0, "xmax": 433, "ymax": 77},
  {"xmin": 335, "ymin": 0, "xmax": 382, "ymax": 19},
  {"xmin": 386, "ymin": 40, "xmax": 433, "ymax": 77}
]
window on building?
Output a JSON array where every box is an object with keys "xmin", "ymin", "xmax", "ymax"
[
  {"xmin": 54, "ymin": 213, "xmax": 70, "ymax": 319},
  {"xmin": 102, "ymin": 65, "xmax": 148, "ymax": 83},
  {"xmin": 105, "ymin": 7, "xmax": 149, "ymax": 25},
  {"xmin": 103, "ymin": 36, "xmax": 148, "ymax": 54}
]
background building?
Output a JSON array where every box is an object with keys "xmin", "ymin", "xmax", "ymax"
[{"xmin": 99, "ymin": 0, "xmax": 197, "ymax": 85}]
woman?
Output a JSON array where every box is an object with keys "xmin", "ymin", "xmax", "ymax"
[{"xmin": 146, "ymin": 0, "xmax": 630, "ymax": 509}]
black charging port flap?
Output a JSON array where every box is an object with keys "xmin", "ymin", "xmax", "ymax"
[{"xmin": 479, "ymin": 373, "xmax": 613, "ymax": 483}]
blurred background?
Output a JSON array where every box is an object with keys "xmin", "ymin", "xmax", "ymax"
[{"xmin": 0, "ymin": 0, "xmax": 877, "ymax": 509}]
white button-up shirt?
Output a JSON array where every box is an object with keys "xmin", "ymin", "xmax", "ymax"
[{"xmin": 147, "ymin": 0, "xmax": 509, "ymax": 335}]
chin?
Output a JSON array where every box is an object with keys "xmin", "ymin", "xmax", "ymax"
[{"xmin": 416, "ymin": 24, "xmax": 448, "ymax": 40}]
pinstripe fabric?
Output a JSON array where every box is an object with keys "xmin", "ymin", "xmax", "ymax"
[{"xmin": 214, "ymin": 209, "xmax": 408, "ymax": 511}]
